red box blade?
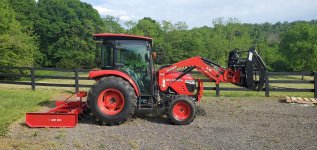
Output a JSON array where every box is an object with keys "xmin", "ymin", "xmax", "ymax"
[{"xmin": 26, "ymin": 113, "xmax": 78, "ymax": 128}]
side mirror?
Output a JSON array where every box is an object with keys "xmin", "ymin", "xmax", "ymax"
[{"xmin": 152, "ymin": 52, "xmax": 157, "ymax": 60}]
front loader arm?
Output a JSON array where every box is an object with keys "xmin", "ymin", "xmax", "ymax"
[
  {"xmin": 158, "ymin": 46, "xmax": 267, "ymax": 92},
  {"xmin": 158, "ymin": 56, "xmax": 241, "ymax": 92}
]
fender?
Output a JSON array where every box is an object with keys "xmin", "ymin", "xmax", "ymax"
[{"xmin": 89, "ymin": 70, "xmax": 140, "ymax": 96}]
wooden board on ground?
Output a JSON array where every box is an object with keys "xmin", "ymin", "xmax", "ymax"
[
  {"xmin": 303, "ymin": 98, "xmax": 311, "ymax": 102},
  {"xmin": 285, "ymin": 97, "xmax": 317, "ymax": 104},
  {"xmin": 286, "ymin": 96, "xmax": 292, "ymax": 103},
  {"xmin": 309, "ymin": 98, "xmax": 317, "ymax": 103}
]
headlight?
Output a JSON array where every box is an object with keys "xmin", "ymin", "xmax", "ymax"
[
  {"xmin": 185, "ymin": 80, "xmax": 195, "ymax": 85},
  {"xmin": 185, "ymin": 80, "xmax": 196, "ymax": 92}
]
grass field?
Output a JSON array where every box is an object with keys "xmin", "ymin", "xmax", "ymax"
[
  {"xmin": 0, "ymin": 88, "xmax": 64, "ymax": 136},
  {"xmin": 200, "ymin": 74, "xmax": 314, "ymax": 97}
]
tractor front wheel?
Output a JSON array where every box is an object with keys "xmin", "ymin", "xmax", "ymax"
[
  {"xmin": 88, "ymin": 76, "xmax": 137, "ymax": 125},
  {"xmin": 167, "ymin": 96, "xmax": 196, "ymax": 125}
]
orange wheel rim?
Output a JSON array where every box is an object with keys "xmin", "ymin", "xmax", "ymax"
[
  {"xmin": 172, "ymin": 102, "xmax": 191, "ymax": 121},
  {"xmin": 97, "ymin": 89, "xmax": 125, "ymax": 115}
]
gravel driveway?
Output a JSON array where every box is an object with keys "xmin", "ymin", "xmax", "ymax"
[{"xmin": 2, "ymin": 97, "xmax": 317, "ymax": 149}]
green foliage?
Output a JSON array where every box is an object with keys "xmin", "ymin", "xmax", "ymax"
[
  {"xmin": 8, "ymin": 0, "xmax": 37, "ymax": 33},
  {"xmin": 280, "ymin": 22, "xmax": 317, "ymax": 71},
  {"xmin": 103, "ymin": 15, "xmax": 125, "ymax": 33},
  {"xmin": 1, "ymin": 0, "xmax": 317, "ymax": 71},
  {"xmin": 125, "ymin": 18, "xmax": 316, "ymax": 71},
  {"xmin": 34, "ymin": 0, "xmax": 105, "ymax": 68},
  {"xmin": 130, "ymin": 17, "xmax": 163, "ymax": 38},
  {"xmin": 0, "ymin": 0, "xmax": 37, "ymax": 67}
]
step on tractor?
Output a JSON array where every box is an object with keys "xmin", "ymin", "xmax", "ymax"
[{"xmin": 26, "ymin": 33, "xmax": 266, "ymax": 127}]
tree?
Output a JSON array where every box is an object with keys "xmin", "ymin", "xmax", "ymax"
[
  {"xmin": 128, "ymin": 17, "xmax": 166, "ymax": 63},
  {"xmin": 279, "ymin": 22, "xmax": 317, "ymax": 72},
  {"xmin": 0, "ymin": 0, "xmax": 37, "ymax": 67},
  {"xmin": 129, "ymin": 17, "xmax": 162, "ymax": 38},
  {"xmin": 35, "ymin": 0, "xmax": 105, "ymax": 68},
  {"xmin": 207, "ymin": 18, "xmax": 252, "ymax": 66},
  {"xmin": 8, "ymin": 0, "xmax": 37, "ymax": 34},
  {"xmin": 103, "ymin": 15, "xmax": 125, "ymax": 33}
]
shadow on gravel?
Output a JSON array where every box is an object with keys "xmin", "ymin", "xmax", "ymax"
[
  {"xmin": 78, "ymin": 115, "xmax": 97, "ymax": 125},
  {"xmin": 134, "ymin": 105, "xmax": 207, "ymax": 125},
  {"xmin": 134, "ymin": 110, "xmax": 170, "ymax": 125},
  {"xmin": 196, "ymin": 105, "xmax": 207, "ymax": 116},
  {"xmin": 75, "ymin": 105, "xmax": 208, "ymax": 126},
  {"xmin": 278, "ymin": 98, "xmax": 286, "ymax": 103},
  {"xmin": 77, "ymin": 112, "xmax": 171, "ymax": 125},
  {"xmin": 19, "ymin": 122, "xmax": 28, "ymax": 128}
]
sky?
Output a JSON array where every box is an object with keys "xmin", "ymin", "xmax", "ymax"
[{"xmin": 80, "ymin": 0, "xmax": 317, "ymax": 28}]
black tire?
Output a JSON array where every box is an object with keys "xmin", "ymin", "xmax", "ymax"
[
  {"xmin": 167, "ymin": 95, "xmax": 196, "ymax": 125},
  {"xmin": 87, "ymin": 76, "xmax": 137, "ymax": 125}
]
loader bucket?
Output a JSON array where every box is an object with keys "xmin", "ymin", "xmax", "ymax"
[
  {"xmin": 228, "ymin": 46, "xmax": 267, "ymax": 91},
  {"xmin": 245, "ymin": 46, "xmax": 267, "ymax": 91},
  {"xmin": 25, "ymin": 92, "xmax": 87, "ymax": 128}
]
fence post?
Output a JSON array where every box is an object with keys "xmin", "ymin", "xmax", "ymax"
[
  {"xmin": 314, "ymin": 72, "xmax": 317, "ymax": 98},
  {"xmin": 265, "ymin": 71, "xmax": 269, "ymax": 97},
  {"xmin": 30, "ymin": 67, "xmax": 35, "ymax": 90},
  {"xmin": 74, "ymin": 69, "xmax": 79, "ymax": 93},
  {"xmin": 216, "ymin": 83, "xmax": 220, "ymax": 97}
]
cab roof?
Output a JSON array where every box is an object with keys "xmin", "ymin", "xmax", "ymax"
[{"xmin": 93, "ymin": 33, "xmax": 152, "ymax": 42}]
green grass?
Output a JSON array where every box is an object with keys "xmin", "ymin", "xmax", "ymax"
[
  {"xmin": 0, "ymin": 89, "xmax": 62, "ymax": 136},
  {"xmin": 201, "ymin": 75, "xmax": 315, "ymax": 97},
  {"xmin": 203, "ymin": 90, "xmax": 314, "ymax": 97}
]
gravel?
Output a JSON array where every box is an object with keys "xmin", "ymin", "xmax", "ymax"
[{"xmin": 4, "ymin": 97, "xmax": 317, "ymax": 149}]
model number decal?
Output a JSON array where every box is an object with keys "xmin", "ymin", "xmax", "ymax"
[
  {"xmin": 50, "ymin": 119, "xmax": 62, "ymax": 122},
  {"xmin": 166, "ymin": 66, "xmax": 177, "ymax": 72}
]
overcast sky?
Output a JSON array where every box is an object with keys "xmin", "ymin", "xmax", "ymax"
[{"xmin": 80, "ymin": 0, "xmax": 317, "ymax": 28}]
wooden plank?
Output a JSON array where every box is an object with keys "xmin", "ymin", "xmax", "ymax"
[
  {"xmin": 297, "ymin": 99, "xmax": 312, "ymax": 104},
  {"xmin": 285, "ymin": 96, "xmax": 316, "ymax": 104},
  {"xmin": 303, "ymin": 98, "xmax": 311, "ymax": 102},
  {"xmin": 285, "ymin": 96, "xmax": 292, "ymax": 103},
  {"xmin": 309, "ymin": 98, "xmax": 316, "ymax": 102},
  {"xmin": 291, "ymin": 97, "xmax": 297, "ymax": 103},
  {"xmin": 296, "ymin": 97, "xmax": 307, "ymax": 104},
  {"xmin": 309, "ymin": 98, "xmax": 317, "ymax": 104}
]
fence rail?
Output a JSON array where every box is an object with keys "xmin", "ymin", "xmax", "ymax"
[{"xmin": 0, "ymin": 66, "xmax": 316, "ymax": 98}]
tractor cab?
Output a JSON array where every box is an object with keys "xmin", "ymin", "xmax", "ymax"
[{"xmin": 93, "ymin": 33, "xmax": 155, "ymax": 95}]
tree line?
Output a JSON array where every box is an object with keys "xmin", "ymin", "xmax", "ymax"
[{"xmin": 0, "ymin": 0, "xmax": 316, "ymax": 72}]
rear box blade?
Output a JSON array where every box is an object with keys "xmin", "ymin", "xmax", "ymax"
[{"xmin": 26, "ymin": 112, "xmax": 78, "ymax": 128}]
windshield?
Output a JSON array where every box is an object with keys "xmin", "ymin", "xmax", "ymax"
[
  {"xmin": 116, "ymin": 40, "xmax": 151, "ymax": 95},
  {"xmin": 116, "ymin": 40, "xmax": 148, "ymax": 66}
]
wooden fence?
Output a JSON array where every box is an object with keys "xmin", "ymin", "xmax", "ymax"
[{"xmin": 0, "ymin": 66, "xmax": 316, "ymax": 98}]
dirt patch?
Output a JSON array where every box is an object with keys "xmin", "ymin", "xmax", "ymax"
[{"xmin": 2, "ymin": 97, "xmax": 317, "ymax": 149}]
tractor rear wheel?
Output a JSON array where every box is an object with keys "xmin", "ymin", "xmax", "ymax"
[
  {"xmin": 87, "ymin": 76, "xmax": 137, "ymax": 125},
  {"xmin": 167, "ymin": 96, "xmax": 196, "ymax": 125}
]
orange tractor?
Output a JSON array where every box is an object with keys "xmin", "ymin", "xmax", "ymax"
[{"xmin": 26, "ymin": 33, "xmax": 266, "ymax": 127}]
